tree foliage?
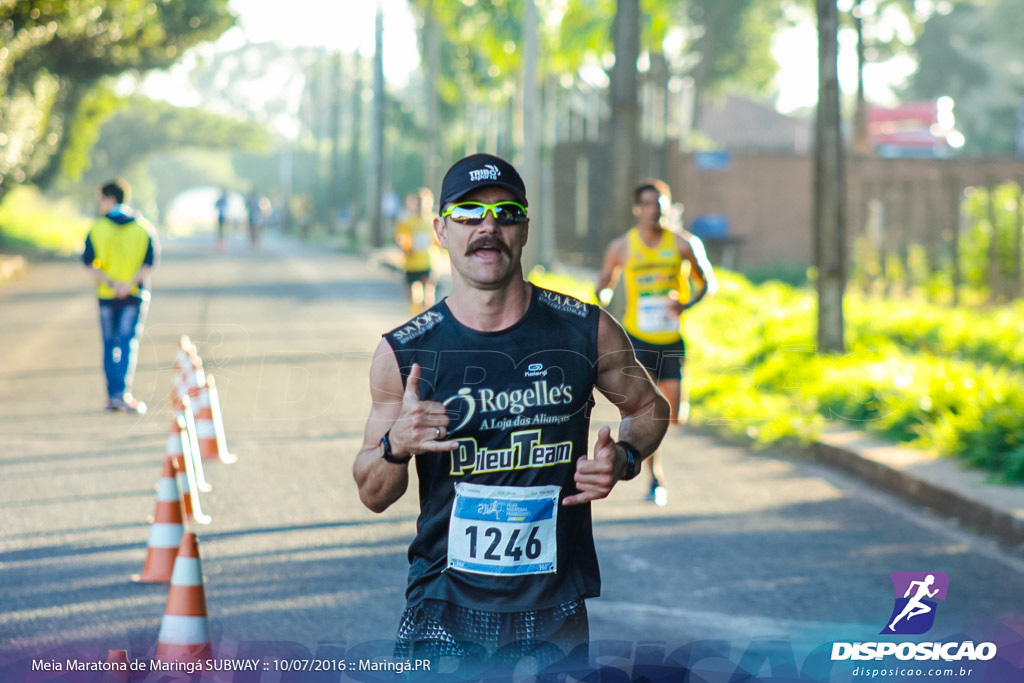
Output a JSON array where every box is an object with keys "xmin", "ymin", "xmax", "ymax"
[
  {"xmin": 0, "ymin": 0, "xmax": 236, "ymax": 202},
  {"xmin": 83, "ymin": 95, "xmax": 271, "ymax": 185},
  {"xmin": 407, "ymin": 0, "xmax": 784, "ymax": 126},
  {"xmin": 902, "ymin": 0, "xmax": 1024, "ymax": 154}
]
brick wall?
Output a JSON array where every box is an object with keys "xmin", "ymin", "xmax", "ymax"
[{"xmin": 552, "ymin": 142, "xmax": 1024, "ymax": 274}]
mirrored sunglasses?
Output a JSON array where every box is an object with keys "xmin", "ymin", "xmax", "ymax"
[{"xmin": 441, "ymin": 201, "xmax": 528, "ymax": 226}]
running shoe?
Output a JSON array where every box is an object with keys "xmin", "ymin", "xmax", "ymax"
[
  {"xmin": 110, "ymin": 394, "xmax": 147, "ymax": 414},
  {"xmin": 645, "ymin": 482, "xmax": 668, "ymax": 507},
  {"xmin": 653, "ymin": 485, "xmax": 668, "ymax": 507}
]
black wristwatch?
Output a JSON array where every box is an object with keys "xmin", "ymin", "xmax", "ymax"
[
  {"xmin": 380, "ymin": 431, "xmax": 412, "ymax": 464},
  {"xmin": 617, "ymin": 440, "xmax": 642, "ymax": 480}
]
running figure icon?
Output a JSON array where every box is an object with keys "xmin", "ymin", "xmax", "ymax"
[{"xmin": 888, "ymin": 574, "xmax": 939, "ymax": 632}]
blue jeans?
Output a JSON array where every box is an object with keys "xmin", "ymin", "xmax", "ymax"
[{"xmin": 98, "ymin": 297, "xmax": 148, "ymax": 399}]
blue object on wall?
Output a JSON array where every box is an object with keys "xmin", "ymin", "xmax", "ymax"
[
  {"xmin": 694, "ymin": 150, "xmax": 732, "ymax": 171},
  {"xmin": 690, "ymin": 214, "xmax": 730, "ymax": 240}
]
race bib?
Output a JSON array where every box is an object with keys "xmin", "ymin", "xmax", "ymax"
[
  {"xmin": 447, "ymin": 483, "xmax": 560, "ymax": 576},
  {"xmin": 637, "ymin": 296, "xmax": 677, "ymax": 333},
  {"xmin": 412, "ymin": 232, "xmax": 433, "ymax": 251}
]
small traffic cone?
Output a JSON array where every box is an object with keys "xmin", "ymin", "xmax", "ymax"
[
  {"xmin": 155, "ymin": 532, "xmax": 212, "ymax": 662},
  {"xmin": 190, "ymin": 382, "xmax": 219, "ymax": 462},
  {"xmin": 170, "ymin": 341, "xmax": 201, "ymax": 410},
  {"xmin": 133, "ymin": 458, "xmax": 184, "ymax": 583},
  {"xmin": 179, "ymin": 395, "xmax": 212, "ymax": 493},
  {"xmin": 206, "ymin": 375, "xmax": 237, "ymax": 464},
  {"xmin": 190, "ymin": 375, "xmax": 236, "ymax": 464},
  {"xmin": 163, "ymin": 417, "xmax": 193, "ymax": 520},
  {"xmin": 171, "ymin": 414, "xmax": 211, "ymax": 525},
  {"xmin": 172, "ymin": 336, "xmax": 193, "ymax": 376}
]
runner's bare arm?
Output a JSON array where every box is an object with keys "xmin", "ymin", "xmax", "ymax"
[
  {"xmin": 563, "ymin": 310, "xmax": 670, "ymax": 505},
  {"xmin": 595, "ymin": 237, "xmax": 627, "ymax": 305},
  {"xmin": 353, "ymin": 342, "xmax": 458, "ymax": 513},
  {"xmin": 677, "ymin": 232, "xmax": 717, "ymax": 311}
]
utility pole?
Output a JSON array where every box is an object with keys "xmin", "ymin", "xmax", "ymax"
[
  {"xmin": 346, "ymin": 53, "xmax": 364, "ymax": 246},
  {"xmin": 814, "ymin": 0, "xmax": 847, "ymax": 353},
  {"xmin": 328, "ymin": 51, "xmax": 343, "ymax": 234},
  {"xmin": 852, "ymin": 0, "xmax": 872, "ymax": 156},
  {"xmin": 369, "ymin": 0, "xmax": 386, "ymax": 248},
  {"xmin": 519, "ymin": 0, "xmax": 541, "ymax": 272}
]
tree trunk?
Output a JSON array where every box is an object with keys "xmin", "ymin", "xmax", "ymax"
[
  {"xmin": 328, "ymin": 52, "xmax": 343, "ymax": 234},
  {"xmin": 814, "ymin": 0, "xmax": 847, "ymax": 353},
  {"xmin": 346, "ymin": 54, "xmax": 364, "ymax": 242},
  {"xmin": 601, "ymin": 0, "xmax": 641, "ymax": 253},
  {"xmin": 422, "ymin": 7, "xmax": 442, "ymax": 194}
]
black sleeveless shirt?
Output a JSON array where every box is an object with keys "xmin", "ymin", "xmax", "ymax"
[{"xmin": 384, "ymin": 285, "xmax": 602, "ymax": 612}]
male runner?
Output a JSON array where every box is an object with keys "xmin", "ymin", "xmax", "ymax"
[
  {"xmin": 394, "ymin": 187, "xmax": 438, "ymax": 313},
  {"xmin": 596, "ymin": 178, "xmax": 716, "ymax": 506},
  {"xmin": 354, "ymin": 154, "xmax": 669, "ymax": 673}
]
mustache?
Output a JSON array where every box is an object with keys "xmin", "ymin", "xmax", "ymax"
[{"xmin": 466, "ymin": 236, "xmax": 511, "ymax": 256}]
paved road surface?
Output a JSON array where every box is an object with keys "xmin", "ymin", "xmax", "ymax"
[{"xmin": 2, "ymin": 230, "xmax": 1022, "ymax": 681}]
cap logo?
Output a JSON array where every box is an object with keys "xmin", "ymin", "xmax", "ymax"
[{"xmin": 468, "ymin": 164, "xmax": 501, "ymax": 182}]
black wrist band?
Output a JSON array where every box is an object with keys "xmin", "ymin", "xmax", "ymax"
[
  {"xmin": 616, "ymin": 440, "xmax": 642, "ymax": 480},
  {"xmin": 380, "ymin": 431, "xmax": 412, "ymax": 464}
]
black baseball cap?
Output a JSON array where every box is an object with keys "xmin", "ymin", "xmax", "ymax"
[{"xmin": 438, "ymin": 153, "xmax": 528, "ymax": 210}]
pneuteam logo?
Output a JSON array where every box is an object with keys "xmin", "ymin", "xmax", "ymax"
[{"xmin": 831, "ymin": 572, "xmax": 997, "ymax": 663}]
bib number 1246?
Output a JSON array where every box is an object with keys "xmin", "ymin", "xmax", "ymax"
[
  {"xmin": 465, "ymin": 525, "xmax": 543, "ymax": 563},
  {"xmin": 447, "ymin": 483, "xmax": 559, "ymax": 576}
]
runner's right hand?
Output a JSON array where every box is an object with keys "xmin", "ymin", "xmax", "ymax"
[{"xmin": 389, "ymin": 363, "xmax": 458, "ymax": 456}]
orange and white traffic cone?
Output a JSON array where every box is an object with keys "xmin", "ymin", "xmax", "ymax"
[
  {"xmin": 206, "ymin": 375, "xmax": 237, "ymax": 464},
  {"xmin": 163, "ymin": 416, "xmax": 193, "ymax": 519},
  {"xmin": 170, "ymin": 414, "xmax": 211, "ymax": 525},
  {"xmin": 174, "ymin": 413, "xmax": 211, "ymax": 528},
  {"xmin": 133, "ymin": 457, "xmax": 184, "ymax": 583},
  {"xmin": 155, "ymin": 532, "xmax": 212, "ymax": 662},
  {"xmin": 172, "ymin": 336, "xmax": 193, "ymax": 375},
  {"xmin": 190, "ymin": 381, "xmax": 218, "ymax": 462},
  {"xmin": 190, "ymin": 375, "xmax": 237, "ymax": 464},
  {"xmin": 170, "ymin": 341, "xmax": 204, "ymax": 412},
  {"xmin": 179, "ymin": 395, "xmax": 212, "ymax": 493}
]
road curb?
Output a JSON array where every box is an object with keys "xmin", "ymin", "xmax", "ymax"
[{"xmin": 811, "ymin": 428, "xmax": 1024, "ymax": 547}]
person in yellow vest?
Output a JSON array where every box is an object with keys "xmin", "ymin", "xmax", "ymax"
[
  {"xmin": 596, "ymin": 179, "xmax": 716, "ymax": 505},
  {"xmin": 82, "ymin": 179, "xmax": 160, "ymax": 414},
  {"xmin": 394, "ymin": 188, "xmax": 439, "ymax": 313}
]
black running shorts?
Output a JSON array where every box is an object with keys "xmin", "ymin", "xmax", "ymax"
[{"xmin": 627, "ymin": 334, "xmax": 686, "ymax": 382}]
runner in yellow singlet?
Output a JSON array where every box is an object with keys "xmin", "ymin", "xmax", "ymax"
[
  {"xmin": 394, "ymin": 188, "xmax": 439, "ymax": 313},
  {"xmin": 596, "ymin": 179, "xmax": 717, "ymax": 505}
]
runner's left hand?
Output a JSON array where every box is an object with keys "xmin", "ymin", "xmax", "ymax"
[{"xmin": 563, "ymin": 426, "xmax": 621, "ymax": 506}]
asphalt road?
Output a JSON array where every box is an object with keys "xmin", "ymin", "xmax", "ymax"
[{"xmin": 2, "ymin": 229, "xmax": 1022, "ymax": 681}]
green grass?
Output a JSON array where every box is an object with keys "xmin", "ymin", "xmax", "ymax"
[
  {"xmin": 0, "ymin": 185, "xmax": 92, "ymax": 256},
  {"xmin": 533, "ymin": 267, "xmax": 1024, "ymax": 483}
]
